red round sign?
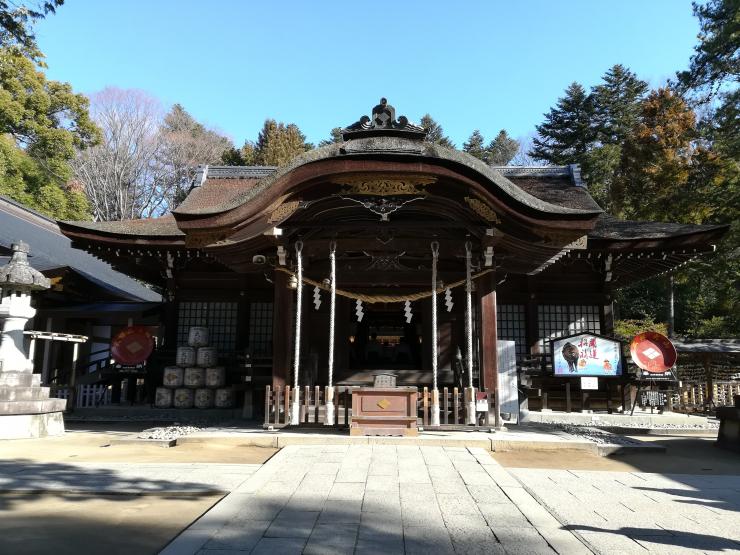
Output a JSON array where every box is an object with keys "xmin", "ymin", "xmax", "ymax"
[
  {"xmin": 630, "ymin": 331, "xmax": 677, "ymax": 373},
  {"xmin": 111, "ymin": 326, "xmax": 154, "ymax": 365}
]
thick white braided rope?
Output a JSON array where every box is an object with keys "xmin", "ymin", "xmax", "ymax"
[
  {"xmin": 328, "ymin": 241, "xmax": 336, "ymax": 389},
  {"xmin": 431, "ymin": 241, "xmax": 439, "ymax": 392},
  {"xmin": 290, "ymin": 241, "xmax": 303, "ymax": 425},
  {"xmin": 465, "ymin": 240, "xmax": 475, "ymax": 425},
  {"xmin": 465, "ymin": 241, "xmax": 473, "ymax": 389}
]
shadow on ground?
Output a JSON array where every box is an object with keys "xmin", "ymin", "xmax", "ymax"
[{"xmin": 0, "ymin": 458, "xmax": 226, "ymax": 510}]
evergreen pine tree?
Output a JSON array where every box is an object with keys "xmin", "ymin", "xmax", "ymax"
[
  {"xmin": 529, "ymin": 82, "xmax": 594, "ymax": 165},
  {"xmin": 253, "ymin": 120, "xmax": 310, "ymax": 166},
  {"xmin": 319, "ymin": 127, "xmax": 343, "ymax": 147},
  {"xmin": 420, "ymin": 114, "xmax": 454, "ymax": 148},
  {"xmin": 486, "ymin": 130, "xmax": 519, "ymax": 166},
  {"xmin": 591, "ymin": 65, "xmax": 649, "ymax": 144},
  {"xmin": 463, "ymin": 130, "xmax": 487, "ymax": 161}
]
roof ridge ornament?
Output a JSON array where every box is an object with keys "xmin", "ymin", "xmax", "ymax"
[{"xmin": 341, "ymin": 98, "xmax": 427, "ymax": 141}]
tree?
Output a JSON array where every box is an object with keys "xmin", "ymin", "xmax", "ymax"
[
  {"xmin": 157, "ymin": 103, "xmax": 232, "ymax": 205},
  {"xmin": 0, "ymin": 43, "xmax": 98, "ymax": 219},
  {"xmin": 591, "ymin": 65, "xmax": 649, "ymax": 144},
  {"xmin": 677, "ymin": 0, "xmax": 739, "ymax": 98},
  {"xmin": 420, "ymin": 114, "xmax": 454, "ymax": 148},
  {"xmin": 529, "ymin": 82, "xmax": 594, "ymax": 165},
  {"xmin": 0, "ymin": 1, "xmax": 62, "ymax": 58},
  {"xmin": 253, "ymin": 119, "xmax": 311, "ymax": 166},
  {"xmin": 486, "ymin": 130, "xmax": 519, "ymax": 166},
  {"xmin": 318, "ymin": 127, "xmax": 343, "ymax": 147},
  {"xmin": 580, "ymin": 66, "xmax": 649, "ymax": 210},
  {"xmin": 71, "ymin": 88, "xmax": 167, "ymax": 220},
  {"xmin": 462, "ymin": 130, "xmax": 487, "ymax": 161},
  {"xmin": 0, "ymin": 134, "xmax": 89, "ymax": 219},
  {"xmin": 613, "ymin": 88, "xmax": 705, "ymax": 221}
]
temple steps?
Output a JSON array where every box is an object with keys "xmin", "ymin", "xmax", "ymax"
[
  {"xmin": 0, "ymin": 386, "xmax": 50, "ymax": 401},
  {"xmin": 0, "ymin": 372, "xmax": 41, "ymax": 387},
  {"xmin": 0, "ymin": 398, "xmax": 67, "ymax": 415}
]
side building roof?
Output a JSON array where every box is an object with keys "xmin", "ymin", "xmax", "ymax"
[{"xmin": 0, "ymin": 196, "xmax": 161, "ymax": 302}]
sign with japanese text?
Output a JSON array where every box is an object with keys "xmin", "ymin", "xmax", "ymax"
[{"xmin": 552, "ymin": 333, "xmax": 623, "ymax": 377}]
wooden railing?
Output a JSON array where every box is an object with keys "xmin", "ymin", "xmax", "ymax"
[{"xmin": 263, "ymin": 385, "xmax": 497, "ymax": 429}]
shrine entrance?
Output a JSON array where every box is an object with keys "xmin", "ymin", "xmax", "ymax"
[{"xmin": 350, "ymin": 305, "xmax": 422, "ymax": 371}]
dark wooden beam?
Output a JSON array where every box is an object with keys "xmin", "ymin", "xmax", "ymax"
[
  {"xmin": 271, "ymin": 270, "xmax": 293, "ymax": 389},
  {"xmin": 477, "ymin": 272, "xmax": 498, "ymax": 394}
]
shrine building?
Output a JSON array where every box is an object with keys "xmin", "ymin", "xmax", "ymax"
[{"xmin": 58, "ymin": 99, "xmax": 728, "ymax": 420}]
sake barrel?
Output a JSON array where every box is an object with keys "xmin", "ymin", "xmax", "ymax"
[
  {"xmin": 188, "ymin": 327, "xmax": 209, "ymax": 348},
  {"xmin": 205, "ymin": 366, "xmax": 226, "ymax": 388},
  {"xmin": 184, "ymin": 367, "xmax": 205, "ymax": 388},
  {"xmin": 215, "ymin": 387, "xmax": 234, "ymax": 408},
  {"xmin": 175, "ymin": 346, "xmax": 195, "ymax": 367},
  {"xmin": 173, "ymin": 388, "xmax": 194, "ymax": 408},
  {"xmin": 194, "ymin": 388, "xmax": 214, "ymax": 409},
  {"xmin": 155, "ymin": 387, "xmax": 173, "ymax": 408},
  {"xmin": 196, "ymin": 347, "xmax": 218, "ymax": 367},
  {"xmin": 162, "ymin": 366, "xmax": 184, "ymax": 388}
]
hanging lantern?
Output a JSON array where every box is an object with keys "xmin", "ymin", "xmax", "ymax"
[
  {"xmin": 313, "ymin": 286, "xmax": 322, "ymax": 310},
  {"xmin": 404, "ymin": 300, "xmax": 413, "ymax": 323},
  {"xmin": 445, "ymin": 287, "xmax": 454, "ymax": 312},
  {"xmin": 355, "ymin": 299, "xmax": 364, "ymax": 322}
]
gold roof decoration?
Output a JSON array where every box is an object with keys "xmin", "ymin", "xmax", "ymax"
[{"xmin": 332, "ymin": 173, "xmax": 436, "ymax": 196}]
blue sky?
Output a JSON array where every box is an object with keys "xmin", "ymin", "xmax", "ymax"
[{"xmin": 36, "ymin": 0, "xmax": 700, "ymax": 148}]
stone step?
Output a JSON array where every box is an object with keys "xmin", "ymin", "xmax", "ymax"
[
  {"xmin": 0, "ymin": 386, "xmax": 51, "ymax": 401},
  {"xmin": 0, "ymin": 372, "xmax": 35, "ymax": 387},
  {"xmin": 0, "ymin": 398, "xmax": 67, "ymax": 415}
]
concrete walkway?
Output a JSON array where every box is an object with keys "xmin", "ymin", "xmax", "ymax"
[{"xmin": 161, "ymin": 445, "xmax": 591, "ymax": 555}]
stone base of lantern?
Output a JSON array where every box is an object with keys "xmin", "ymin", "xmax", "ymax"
[{"xmin": 0, "ymin": 411, "xmax": 65, "ymax": 439}]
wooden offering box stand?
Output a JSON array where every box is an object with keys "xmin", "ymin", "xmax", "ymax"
[{"xmin": 350, "ymin": 387, "xmax": 418, "ymax": 437}]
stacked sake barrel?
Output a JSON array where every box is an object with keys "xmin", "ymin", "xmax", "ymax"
[{"xmin": 155, "ymin": 326, "xmax": 234, "ymax": 409}]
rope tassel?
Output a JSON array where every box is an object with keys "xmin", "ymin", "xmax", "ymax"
[{"xmin": 290, "ymin": 240, "xmax": 303, "ymax": 426}]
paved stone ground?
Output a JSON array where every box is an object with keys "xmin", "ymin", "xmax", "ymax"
[
  {"xmin": 161, "ymin": 445, "xmax": 590, "ymax": 555},
  {"xmin": 511, "ymin": 468, "xmax": 740, "ymax": 554},
  {"xmin": 0, "ymin": 461, "xmax": 260, "ymax": 494}
]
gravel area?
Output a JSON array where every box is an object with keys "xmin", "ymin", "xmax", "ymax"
[
  {"xmin": 137, "ymin": 426, "xmax": 201, "ymax": 440},
  {"xmin": 556, "ymin": 425, "xmax": 643, "ymax": 445}
]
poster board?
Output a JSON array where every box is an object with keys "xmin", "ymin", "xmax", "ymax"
[{"xmin": 552, "ymin": 333, "xmax": 622, "ymax": 377}]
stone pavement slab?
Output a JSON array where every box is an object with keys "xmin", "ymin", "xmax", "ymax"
[
  {"xmin": 510, "ymin": 466, "xmax": 740, "ymax": 554},
  {"xmin": 160, "ymin": 444, "xmax": 588, "ymax": 554}
]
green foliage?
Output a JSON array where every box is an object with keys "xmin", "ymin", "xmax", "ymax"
[
  {"xmin": 529, "ymin": 82, "xmax": 594, "ymax": 165},
  {"xmin": 677, "ymin": 0, "xmax": 739, "ymax": 97},
  {"xmin": 0, "ymin": 45, "xmax": 99, "ymax": 179},
  {"xmin": 462, "ymin": 129, "xmax": 486, "ymax": 160},
  {"xmin": 420, "ymin": 114, "xmax": 454, "ymax": 148},
  {"xmin": 613, "ymin": 318, "xmax": 668, "ymax": 343},
  {"xmin": 0, "ymin": 1, "xmax": 62, "ymax": 59},
  {"xmin": 0, "ymin": 134, "xmax": 89, "ymax": 219},
  {"xmin": 242, "ymin": 119, "xmax": 311, "ymax": 167},
  {"xmin": 486, "ymin": 130, "xmax": 519, "ymax": 165},
  {"xmin": 318, "ymin": 127, "xmax": 343, "ymax": 147}
]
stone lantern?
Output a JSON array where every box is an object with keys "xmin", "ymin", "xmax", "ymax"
[{"xmin": 0, "ymin": 242, "xmax": 66, "ymax": 438}]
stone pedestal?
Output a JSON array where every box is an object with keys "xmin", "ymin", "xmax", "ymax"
[{"xmin": 0, "ymin": 242, "xmax": 66, "ymax": 439}]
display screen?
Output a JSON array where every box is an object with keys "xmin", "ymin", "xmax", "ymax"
[{"xmin": 552, "ymin": 333, "xmax": 622, "ymax": 377}]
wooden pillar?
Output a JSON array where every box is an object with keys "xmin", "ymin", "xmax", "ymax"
[
  {"xmin": 272, "ymin": 270, "xmax": 294, "ymax": 389},
  {"xmin": 477, "ymin": 272, "xmax": 498, "ymax": 394},
  {"xmin": 163, "ymin": 277, "xmax": 178, "ymax": 349}
]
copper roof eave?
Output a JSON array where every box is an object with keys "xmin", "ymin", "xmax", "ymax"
[
  {"xmin": 587, "ymin": 223, "xmax": 729, "ymax": 251},
  {"xmin": 172, "ymin": 160, "xmax": 602, "ymax": 246},
  {"xmin": 57, "ymin": 221, "xmax": 187, "ymax": 248}
]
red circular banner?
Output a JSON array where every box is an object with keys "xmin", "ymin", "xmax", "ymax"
[
  {"xmin": 111, "ymin": 326, "xmax": 154, "ymax": 365},
  {"xmin": 630, "ymin": 331, "xmax": 677, "ymax": 373}
]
